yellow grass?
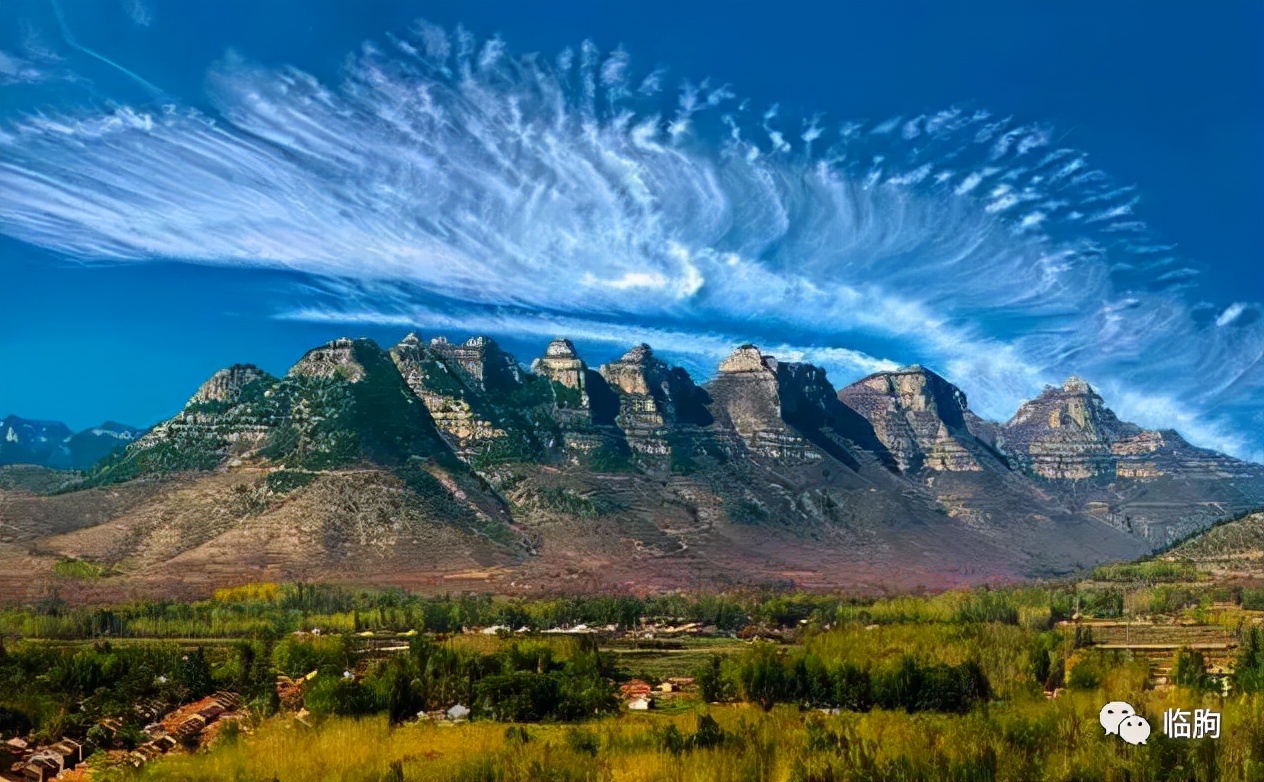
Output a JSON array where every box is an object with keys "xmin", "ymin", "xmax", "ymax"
[{"xmin": 115, "ymin": 689, "xmax": 1264, "ymax": 782}]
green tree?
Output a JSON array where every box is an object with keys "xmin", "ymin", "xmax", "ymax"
[
  {"xmin": 377, "ymin": 658, "xmax": 419, "ymax": 725},
  {"xmin": 176, "ymin": 648, "xmax": 214, "ymax": 701},
  {"xmin": 689, "ymin": 714, "xmax": 727, "ymax": 750},
  {"xmin": 305, "ymin": 675, "xmax": 372, "ymax": 718},
  {"xmin": 696, "ymin": 654, "xmax": 735, "ymax": 703},
  {"xmin": 1173, "ymin": 647, "xmax": 1212, "ymax": 692},
  {"xmin": 1232, "ymin": 626, "xmax": 1264, "ymax": 694},
  {"xmin": 736, "ymin": 642, "xmax": 789, "ymax": 712},
  {"xmin": 474, "ymin": 671, "xmax": 560, "ymax": 722},
  {"xmin": 832, "ymin": 663, "xmax": 873, "ymax": 712}
]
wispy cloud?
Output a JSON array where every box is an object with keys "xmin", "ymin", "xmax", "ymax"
[{"xmin": 0, "ymin": 23, "xmax": 1259, "ymax": 460}]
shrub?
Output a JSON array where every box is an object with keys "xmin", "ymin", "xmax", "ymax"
[
  {"xmin": 566, "ymin": 727, "xmax": 599, "ymax": 756},
  {"xmin": 832, "ymin": 663, "xmax": 874, "ymax": 712},
  {"xmin": 1067, "ymin": 657, "xmax": 1102, "ymax": 690},
  {"xmin": 475, "ymin": 671, "xmax": 560, "ymax": 722},
  {"xmin": 654, "ymin": 723, "xmax": 685, "ymax": 755},
  {"xmin": 736, "ymin": 643, "xmax": 790, "ymax": 712},
  {"xmin": 1232, "ymin": 627, "xmax": 1264, "ymax": 694},
  {"xmin": 955, "ymin": 589, "xmax": 1020, "ymax": 625},
  {"xmin": 504, "ymin": 725, "xmax": 531, "ymax": 744},
  {"xmin": 697, "ymin": 654, "xmax": 736, "ymax": 703},
  {"xmin": 1173, "ymin": 647, "xmax": 1213, "ymax": 692},
  {"xmin": 689, "ymin": 714, "xmax": 727, "ymax": 750},
  {"xmin": 304, "ymin": 676, "xmax": 373, "ymax": 718}
]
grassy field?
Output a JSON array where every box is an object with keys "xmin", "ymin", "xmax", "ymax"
[
  {"xmin": 5, "ymin": 581, "xmax": 1264, "ymax": 781},
  {"xmin": 109, "ymin": 689, "xmax": 1263, "ymax": 782}
]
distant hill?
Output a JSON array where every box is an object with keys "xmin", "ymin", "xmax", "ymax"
[
  {"xmin": 2, "ymin": 334, "xmax": 1261, "ymax": 602},
  {"xmin": 1, "ymin": 416, "xmax": 144, "ymax": 470},
  {"xmin": 1164, "ymin": 512, "xmax": 1264, "ymax": 579}
]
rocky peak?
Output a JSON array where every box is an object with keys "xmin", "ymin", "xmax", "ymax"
[
  {"xmin": 428, "ymin": 335, "xmax": 523, "ymax": 392},
  {"xmin": 188, "ymin": 364, "xmax": 273, "ymax": 405},
  {"xmin": 1000, "ymin": 376, "xmax": 1143, "ymax": 480},
  {"xmin": 389, "ymin": 334, "xmax": 513, "ymax": 460},
  {"xmin": 598, "ymin": 344, "xmax": 712, "ymax": 445},
  {"xmin": 837, "ymin": 367, "xmax": 981, "ymax": 472},
  {"xmin": 718, "ymin": 344, "xmax": 774, "ymax": 374},
  {"xmin": 531, "ymin": 339, "xmax": 588, "ymax": 394},
  {"xmin": 600, "ymin": 344, "xmax": 660, "ymax": 396},
  {"xmin": 622, "ymin": 343, "xmax": 653, "ymax": 363},
  {"xmin": 706, "ymin": 345, "xmax": 819, "ymax": 462},
  {"xmin": 545, "ymin": 338, "xmax": 579, "ymax": 358},
  {"xmin": 1063, "ymin": 376, "xmax": 1091, "ymax": 394},
  {"xmin": 288, "ymin": 337, "xmax": 370, "ymax": 382},
  {"xmin": 1005, "ymin": 377, "xmax": 1136, "ymax": 440},
  {"xmin": 853, "ymin": 366, "xmax": 967, "ymax": 424}
]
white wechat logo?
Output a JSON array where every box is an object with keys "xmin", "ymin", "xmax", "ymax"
[
  {"xmin": 1099, "ymin": 701, "xmax": 1135, "ymax": 735},
  {"xmin": 1119, "ymin": 715, "xmax": 1152, "ymax": 746},
  {"xmin": 1099, "ymin": 701, "xmax": 1151, "ymax": 745}
]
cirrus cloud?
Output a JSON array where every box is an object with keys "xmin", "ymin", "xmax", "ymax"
[{"xmin": 0, "ymin": 24, "xmax": 1259, "ymax": 460}]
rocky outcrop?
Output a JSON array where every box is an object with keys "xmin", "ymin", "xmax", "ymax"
[
  {"xmin": 288, "ymin": 338, "xmax": 367, "ymax": 382},
  {"xmin": 189, "ymin": 365, "xmax": 273, "ymax": 405},
  {"xmin": 999, "ymin": 377, "xmax": 1140, "ymax": 480},
  {"xmin": 532, "ymin": 339, "xmax": 587, "ymax": 392},
  {"xmin": 428, "ymin": 335, "xmax": 523, "ymax": 392},
  {"xmin": 129, "ymin": 365, "xmax": 283, "ymax": 462},
  {"xmin": 598, "ymin": 345, "xmax": 711, "ymax": 457},
  {"xmin": 389, "ymin": 334, "xmax": 508, "ymax": 460},
  {"xmin": 529, "ymin": 339, "xmax": 596, "ymax": 424},
  {"xmin": 837, "ymin": 366, "xmax": 982, "ymax": 472},
  {"xmin": 705, "ymin": 346, "xmax": 821, "ymax": 462},
  {"xmin": 528, "ymin": 340, "xmax": 627, "ymax": 459}
]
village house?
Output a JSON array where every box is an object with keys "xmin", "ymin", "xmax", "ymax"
[
  {"xmin": 619, "ymin": 679, "xmax": 652, "ymax": 700},
  {"xmin": 17, "ymin": 751, "xmax": 62, "ymax": 782}
]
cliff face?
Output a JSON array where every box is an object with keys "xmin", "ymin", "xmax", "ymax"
[
  {"xmin": 705, "ymin": 346, "xmax": 820, "ymax": 462},
  {"xmin": 127, "ymin": 364, "xmax": 280, "ymax": 470},
  {"xmin": 837, "ymin": 367, "xmax": 983, "ymax": 473},
  {"xmin": 598, "ymin": 344, "xmax": 711, "ymax": 457},
  {"xmin": 288, "ymin": 337, "xmax": 368, "ymax": 382},
  {"xmin": 25, "ymin": 333, "xmax": 1263, "ymax": 592},
  {"xmin": 999, "ymin": 377, "xmax": 1142, "ymax": 480},
  {"xmin": 389, "ymin": 334, "xmax": 510, "ymax": 460},
  {"xmin": 532, "ymin": 339, "xmax": 588, "ymax": 396},
  {"xmin": 189, "ymin": 365, "xmax": 273, "ymax": 405},
  {"xmin": 428, "ymin": 335, "xmax": 523, "ymax": 393}
]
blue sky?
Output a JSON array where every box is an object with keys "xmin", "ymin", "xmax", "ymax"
[{"xmin": 1, "ymin": 0, "xmax": 1261, "ymax": 460}]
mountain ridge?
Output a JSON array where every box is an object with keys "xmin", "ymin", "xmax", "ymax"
[
  {"xmin": 3, "ymin": 333, "xmax": 1261, "ymax": 601},
  {"xmin": 1, "ymin": 415, "xmax": 145, "ymax": 471}
]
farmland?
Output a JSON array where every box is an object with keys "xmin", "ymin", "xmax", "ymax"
[{"xmin": 3, "ymin": 578, "xmax": 1264, "ymax": 780}]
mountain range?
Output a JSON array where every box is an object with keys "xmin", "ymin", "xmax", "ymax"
[
  {"xmin": 1, "ymin": 416, "xmax": 145, "ymax": 471},
  {"xmin": 1, "ymin": 334, "xmax": 1261, "ymax": 602}
]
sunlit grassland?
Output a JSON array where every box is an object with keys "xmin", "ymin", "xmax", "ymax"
[
  {"xmin": 104, "ymin": 606, "xmax": 1264, "ymax": 782},
  {"xmin": 113, "ymin": 690, "xmax": 1264, "ymax": 782},
  {"xmin": 9, "ymin": 580, "xmax": 1264, "ymax": 781}
]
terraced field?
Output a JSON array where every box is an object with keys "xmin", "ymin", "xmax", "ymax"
[{"xmin": 1079, "ymin": 620, "xmax": 1241, "ymax": 687}]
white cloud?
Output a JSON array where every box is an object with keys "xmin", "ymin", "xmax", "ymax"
[
  {"xmin": 1216, "ymin": 302, "xmax": 1248, "ymax": 327},
  {"xmin": 0, "ymin": 24, "xmax": 1259, "ymax": 461}
]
